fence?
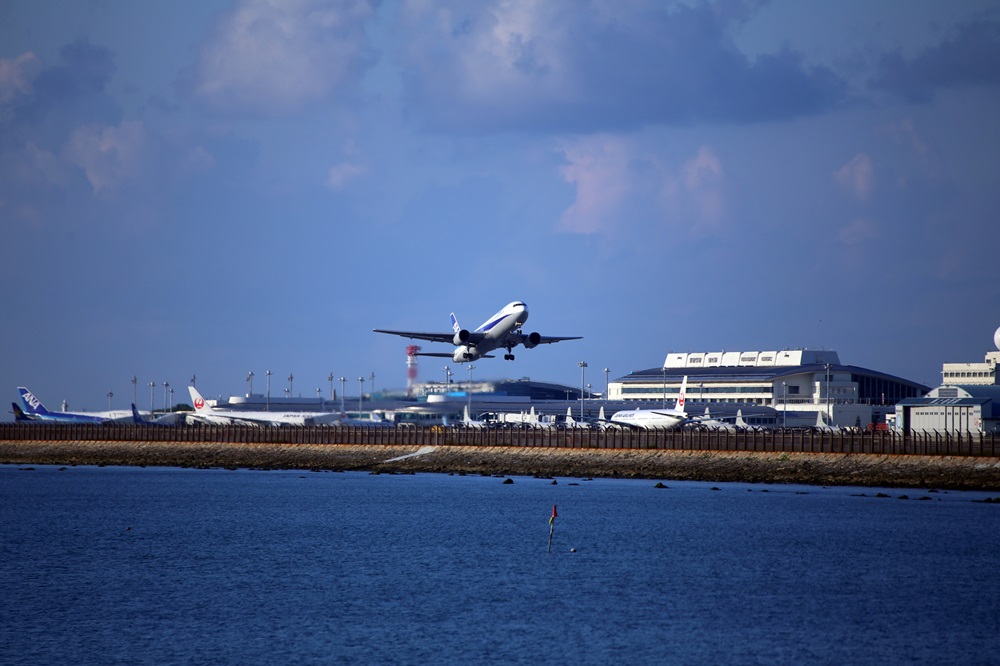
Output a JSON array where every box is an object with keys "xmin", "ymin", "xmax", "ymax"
[{"xmin": 1, "ymin": 423, "xmax": 997, "ymax": 457}]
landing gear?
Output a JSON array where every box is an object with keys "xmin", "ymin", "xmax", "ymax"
[{"xmin": 504, "ymin": 353, "xmax": 515, "ymax": 361}]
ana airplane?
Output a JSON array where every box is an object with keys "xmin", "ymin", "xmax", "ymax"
[
  {"xmin": 187, "ymin": 386, "xmax": 344, "ymax": 426},
  {"xmin": 603, "ymin": 376, "xmax": 694, "ymax": 430},
  {"xmin": 17, "ymin": 387, "xmax": 135, "ymax": 424},
  {"xmin": 373, "ymin": 301, "xmax": 581, "ymax": 362}
]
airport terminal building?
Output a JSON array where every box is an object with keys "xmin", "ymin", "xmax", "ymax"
[{"xmin": 608, "ymin": 349, "xmax": 929, "ymax": 428}]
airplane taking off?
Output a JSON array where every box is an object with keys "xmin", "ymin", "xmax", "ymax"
[
  {"xmin": 373, "ymin": 301, "xmax": 581, "ymax": 363},
  {"xmin": 603, "ymin": 376, "xmax": 694, "ymax": 430},
  {"xmin": 187, "ymin": 386, "xmax": 344, "ymax": 426},
  {"xmin": 17, "ymin": 387, "xmax": 135, "ymax": 424}
]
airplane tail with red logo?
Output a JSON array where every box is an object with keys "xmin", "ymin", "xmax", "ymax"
[
  {"xmin": 675, "ymin": 375, "xmax": 688, "ymax": 413},
  {"xmin": 188, "ymin": 386, "xmax": 211, "ymax": 412}
]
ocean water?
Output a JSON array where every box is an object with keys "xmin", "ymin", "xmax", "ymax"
[{"xmin": 1, "ymin": 465, "xmax": 998, "ymax": 665}]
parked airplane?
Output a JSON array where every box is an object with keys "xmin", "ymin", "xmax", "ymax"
[
  {"xmin": 187, "ymin": 386, "xmax": 343, "ymax": 426},
  {"xmin": 11, "ymin": 402, "xmax": 34, "ymax": 422},
  {"xmin": 456, "ymin": 405, "xmax": 487, "ymax": 429},
  {"xmin": 17, "ymin": 387, "xmax": 135, "ymax": 424},
  {"xmin": 602, "ymin": 376, "xmax": 694, "ymax": 430},
  {"xmin": 563, "ymin": 407, "xmax": 591, "ymax": 429},
  {"xmin": 373, "ymin": 301, "xmax": 581, "ymax": 362},
  {"xmin": 132, "ymin": 403, "xmax": 187, "ymax": 426}
]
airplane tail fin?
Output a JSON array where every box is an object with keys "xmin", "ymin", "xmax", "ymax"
[
  {"xmin": 816, "ymin": 411, "xmax": 828, "ymax": 428},
  {"xmin": 736, "ymin": 409, "xmax": 748, "ymax": 429},
  {"xmin": 675, "ymin": 376, "xmax": 688, "ymax": 413},
  {"xmin": 131, "ymin": 403, "xmax": 148, "ymax": 424},
  {"xmin": 18, "ymin": 387, "xmax": 51, "ymax": 416},
  {"xmin": 463, "ymin": 405, "xmax": 473, "ymax": 424},
  {"xmin": 450, "ymin": 313, "xmax": 461, "ymax": 334},
  {"xmin": 11, "ymin": 402, "xmax": 29, "ymax": 421},
  {"xmin": 188, "ymin": 386, "xmax": 210, "ymax": 412}
]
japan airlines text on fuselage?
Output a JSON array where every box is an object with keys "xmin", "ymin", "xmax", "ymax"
[
  {"xmin": 373, "ymin": 301, "xmax": 581, "ymax": 363},
  {"xmin": 605, "ymin": 376, "xmax": 691, "ymax": 430}
]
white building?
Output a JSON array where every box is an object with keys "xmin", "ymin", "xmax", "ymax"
[
  {"xmin": 609, "ymin": 348, "xmax": 927, "ymax": 428},
  {"xmin": 895, "ymin": 325, "xmax": 1000, "ymax": 434}
]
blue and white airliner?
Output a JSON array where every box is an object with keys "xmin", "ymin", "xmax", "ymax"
[
  {"xmin": 373, "ymin": 301, "xmax": 581, "ymax": 362},
  {"xmin": 17, "ymin": 386, "xmax": 135, "ymax": 423}
]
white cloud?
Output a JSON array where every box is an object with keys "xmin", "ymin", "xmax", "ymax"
[
  {"xmin": 327, "ymin": 161, "xmax": 366, "ymax": 190},
  {"xmin": 189, "ymin": 0, "xmax": 376, "ymax": 115},
  {"xmin": 834, "ymin": 152, "xmax": 874, "ymax": 200},
  {"xmin": 64, "ymin": 121, "xmax": 147, "ymax": 193},
  {"xmin": 557, "ymin": 137, "xmax": 725, "ymax": 235},
  {"xmin": 680, "ymin": 146, "xmax": 724, "ymax": 226},
  {"xmin": 0, "ymin": 52, "xmax": 41, "ymax": 106},
  {"xmin": 556, "ymin": 135, "xmax": 632, "ymax": 234},
  {"xmin": 837, "ymin": 217, "xmax": 879, "ymax": 246}
]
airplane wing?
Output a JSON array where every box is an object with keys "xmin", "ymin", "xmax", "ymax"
[
  {"xmin": 372, "ymin": 328, "xmax": 455, "ymax": 343},
  {"xmin": 534, "ymin": 335, "xmax": 582, "ymax": 344},
  {"xmin": 372, "ymin": 328, "xmax": 488, "ymax": 344},
  {"xmin": 594, "ymin": 417, "xmax": 642, "ymax": 430},
  {"xmin": 415, "ymin": 351, "xmax": 496, "ymax": 359}
]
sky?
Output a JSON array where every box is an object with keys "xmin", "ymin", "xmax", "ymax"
[{"xmin": 2, "ymin": 0, "xmax": 999, "ymax": 411}]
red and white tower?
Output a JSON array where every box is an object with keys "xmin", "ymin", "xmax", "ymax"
[{"xmin": 406, "ymin": 345, "xmax": 421, "ymax": 396}]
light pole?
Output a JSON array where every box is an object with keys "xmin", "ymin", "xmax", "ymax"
[
  {"xmin": 190, "ymin": 374, "xmax": 197, "ymax": 388},
  {"xmin": 288, "ymin": 373, "xmax": 294, "ymax": 398},
  {"xmin": 131, "ymin": 376, "xmax": 137, "ymax": 408},
  {"xmin": 661, "ymin": 367, "xmax": 667, "ymax": 408},
  {"xmin": 782, "ymin": 381, "xmax": 787, "ymax": 428},
  {"xmin": 148, "ymin": 381, "xmax": 155, "ymax": 414},
  {"xmin": 328, "ymin": 373, "xmax": 334, "ymax": 401},
  {"xmin": 247, "ymin": 371, "xmax": 254, "ymax": 397},
  {"xmin": 266, "ymin": 370, "xmax": 272, "ymax": 411},
  {"xmin": 107, "ymin": 391, "xmax": 113, "ymax": 411},
  {"xmin": 339, "ymin": 377, "xmax": 346, "ymax": 413},
  {"xmin": 358, "ymin": 377, "xmax": 365, "ymax": 413},
  {"xmin": 604, "ymin": 367, "xmax": 610, "ymax": 403},
  {"xmin": 162, "ymin": 381, "xmax": 169, "ymax": 412},
  {"xmin": 169, "ymin": 387, "xmax": 174, "ymax": 411},
  {"xmin": 443, "ymin": 365, "xmax": 452, "ymax": 388},
  {"xmin": 825, "ymin": 363, "xmax": 831, "ymax": 423},
  {"xmin": 316, "ymin": 387, "xmax": 321, "ymax": 400},
  {"xmin": 467, "ymin": 364, "xmax": 475, "ymax": 412},
  {"xmin": 579, "ymin": 361, "xmax": 588, "ymax": 421},
  {"xmin": 370, "ymin": 372, "xmax": 375, "ymax": 400}
]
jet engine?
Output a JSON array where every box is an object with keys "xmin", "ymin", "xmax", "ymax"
[
  {"xmin": 453, "ymin": 329, "xmax": 471, "ymax": 346},
  {"xmin": 523, "ymin": 332, "xmax": 542, "ymax": 349}
]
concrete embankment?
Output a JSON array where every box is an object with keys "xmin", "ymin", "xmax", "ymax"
[{"xmin": 3, "ymin": 439, "xmax": 1000, "ymax": 490}]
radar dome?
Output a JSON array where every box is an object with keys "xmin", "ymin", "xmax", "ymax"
[{"xmin": 995, "ymin": 324, "xmax": 1000, "ymax": 351}]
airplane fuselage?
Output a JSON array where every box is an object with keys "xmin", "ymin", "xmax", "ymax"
[
  {"xmin": 453, "ymin": 301, "xmax": 529, "ymax": 362},
  {"xmin": 607, "ymin": 408, "xmax": 688, "ymax": 430}
]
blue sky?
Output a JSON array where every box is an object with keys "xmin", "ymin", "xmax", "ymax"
[{"xmin": 2, "ymin": 0, "xmax": 999, "ymax": 411}]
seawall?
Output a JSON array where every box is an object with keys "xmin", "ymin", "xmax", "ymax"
[{"xmin": 3, "ymin": 440, "xmax": 1000, "ymax": 490}]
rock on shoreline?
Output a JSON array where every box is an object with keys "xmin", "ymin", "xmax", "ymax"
[{"xmin": 3, "ymin": 440, "xmax": 1000, "ymax": 490}]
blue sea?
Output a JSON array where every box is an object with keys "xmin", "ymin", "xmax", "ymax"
[{"xmin": 1, "ymin": 465, "xmax": 998, "ymax": 665}]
